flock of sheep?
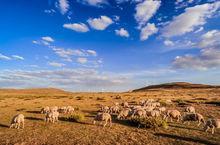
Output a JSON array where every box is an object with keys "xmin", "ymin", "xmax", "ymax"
[{"xmin": 8, "ymin": 99, "xmax": 220, "ymax": 134}]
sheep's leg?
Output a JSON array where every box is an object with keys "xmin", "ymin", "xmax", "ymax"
[
  {"xmin": 197, "ymin": 120, "xmax": 201, "ymax": 126},
  {"xmin": 205, "ymin": 126, "xmax": 210, "ymax": 132},
  {"xmin": 93, "ymin": 120, "xmax": 96, "ymax": 125},
  {"xmin": 177, "ymin": 116, "xmax": 180, "ymax": 122},
  {"xmin": 170, "ymin": 118, "xmax": 173, "ymax": 122},
  {"xmin": 22, "ymin": 121, "xmax": 24, "ymax": 129},
  {"xmin": 109, "ymin": 118, "xmax": 112, "ymax": 127},
  {"xmin": 211, "ymin": 126, "xmax": 215, "ymax": 134},
  {"xmin": 103, "ymin": 120, "xmax": 107, "ymax": 127}
]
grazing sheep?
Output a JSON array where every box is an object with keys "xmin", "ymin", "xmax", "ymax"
[
  {"xmin": 45, "ymin": 111, "xmax": 59, "ymax": 123},
  {"xmin": 117, "ymin": 108, "xmax": 131, "ymax": 120},
  {"xmin": 149, "ymin": 110, "xmax": 160, "ymax": 117},
  {"xmin": 110, "ymin": 105, "xmax": 120, "ymax": 114},
  {"xmin": 66, "ymin": 106, "xmax": 74, "ymax": 114},
  {"xmin": 164, "ymin": 110, "xmax": 181, "ymax": 122},
  {"xmin": 58, "ymin": 106, "xmax": 67, "ymax": 113},
  {"xmin": 122, "ymin": 102, "xmax": 129, "ymax": 108},
  {"xmin": 182, "ymin": 113, "xmax": 205, "ymax": 126},
  {"xmin": 50, "ymin": 106, "xmax": 58, "ymax": 112},
  {"xmin": 93, "ymin": 112, "xmax": 112, "ymax": 127},
  {"xmin": 100, "ymin": 106, "xmax": 110, "ymax": 113},
  {"xmin": 41, "ymin": 106, "xmax": 50, "ymax": 114},
  {"xmin": 158, "ymin": 107, "xmax": 166, "ymax": 113},
  {"xmin": 204, "ymin": 118, "xmax": 220, "ymax": 134},
  {"xmin": 185, "ymin": 106, "xmax": 196, "ymax": 113},
  {"xmin": 10, "ymin": 114, "xmax": 25, "ymax": 129},
  {"xmin": 114, "ymin": 102, "xmax": 119, "ymax": 106},
  {"xmin": 140, "ymin": 100, "xmax": 146, "ymax": 106},
  {"xmin": 132, "ymin": 109, "xmax": 146, "ymax": 118}
]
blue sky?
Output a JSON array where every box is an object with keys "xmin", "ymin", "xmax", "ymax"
[{"xmin": 0, "ymin": 0, "xmax": 220, "ymax": 91}]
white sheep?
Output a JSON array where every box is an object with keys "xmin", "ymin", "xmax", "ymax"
[
  {"xmin": 100, "ymin": 106, "xmax": 110, "ymax": 113},
  {"xmin": 10, "ymin": 114, "xmax": 25, "ymax": 129},
  {"xmin": 164, "ymin": 109, "xmax": 181, "ymax": 122},
  {"xmin": 41, "ymin": 106, "xmax": 50, "ymax": 114},
  {"xmin": 182, "ymin": 113, "xmax": 205, "ymax": 126},
  {"xmin": 45, "ymin": 111, "xmax": 59, "ymax": 123},
  {"xmin": 58, "ymin": 106, "xmax": 67, "ymax": 113},
  {"xmin": 158, "ymin": 107, "xmax": 166, "ymax": 113},
  {"xmin": 66, "ymin": 106, "xmax": 74, "ymax": 114},
  {"xmin": 110, "ymin": 105, "xmax": 120, "ymax": 114},
  {"xmin": 204, "ymin": 118, "xmax": 220, "ymax": 134},
  {"xmin": 185, "ymin": 106, "xmax": 196, "ymax": 113},
  {"xmin": 122, "ymin": 102, "xmax": 129, "ymax": 108},
  {"xmin": 93, "ymin": 112, "xmax": 112, "ymax": 127},
  {"xmin": 149, "ymin": 110, "xmax": 160, "ymax": 117},
  {"xmin": 50, "ymin": 106, "xmax": 58, "ymax": 112},
  {"xmin": 132, "ymin": 109, "xmax": 146, "ymax": 118},
  {"xmin": 117, "ymin": 108, "xmax": 131, "ymax": 119}
]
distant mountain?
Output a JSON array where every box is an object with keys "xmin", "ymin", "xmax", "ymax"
[{"xmin": 132, "ymin": 82, "xmax": 220, "ymax": 92}]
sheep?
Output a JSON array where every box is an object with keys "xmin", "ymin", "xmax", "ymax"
[
  {"xmin": 110, "ymin": 105, "xmax": 120, "ymax": 114},
  {"xmin": 148, "ymin": 110, "xmax": 160, "ymax": 117},
  {"xmin": 50, "ymin": 106, "xmax": 58, "ymax": 112},
  {"xmin": 10, "ymin": 114, "xmax": 25, "ymax": 129},
  {"xmin": 66, "ymin": 106, "xmax": 74, "ymax": 114},
  {"xmin": 122, "ymin": 102, "xmax": 129, "ymax": 108},
  {"xmin": 132, "ymin": 109, "xmax": 146, "ymax": 118},
  {"xmin": 117, "ymin": 108, "xmax": 131, "ymax": 120},
  {"xmin": 164, "ymin": 110, "xmax": 181, "ymax": 122},
  {"xmin": 58, "ymin": 106, "xmax": 67, "ymax": 113},
  {"xmin": 182, "ymin": 113, "xmax": 205, "ymax": 126},
  {"xmin": 41, "ymin": 106, "xmax": 50, "ymax": 114},
  {"xmin": 185, "ymin": 106, "xmax": 196, "ymax": 113},
  {"xmin": 93, "ymin": 112, "xmax": 112, "ymax": 127},
  {"xmin": 45, "ymin": 111, "xmax": 59, "ymax": 123},
  {"xmin": 158, "ymin": 107, "xmax": 166, "ymax": 113},
  {"xmin": 204, "ymin": 118, "xmax": 220, "ymax": 134},
  {"xmin": 100, "ymin": 106, "xmax": 110, "ymax": 113}
]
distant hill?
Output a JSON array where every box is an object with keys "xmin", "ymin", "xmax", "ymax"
[
  {"xmin": 132, "ymin": 82, "xmax": 220, "ymax": 92},
  {"xmin": 0, "ymin": 88, "xmax": 72, "ymax": 96}
]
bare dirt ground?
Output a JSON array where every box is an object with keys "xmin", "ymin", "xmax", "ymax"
[{"xmin": 0, "ymin": 88, "xmax": 220, "ymax": 145}]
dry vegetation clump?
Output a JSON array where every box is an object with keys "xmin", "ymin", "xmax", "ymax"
[
  {"xmin": 67, "ymin": 113, "xmax": 85, "ymax": 123},
  {"xmin": 96, "ymin": 97, "xmax": 105, "ymax": 101},
  {"xmin": 129, "ymin": 117, "xmax": 168, "ymax": 129},
  {"xmin": 175, "ymin": 99, "xmax": 188, "ymax": 106}
]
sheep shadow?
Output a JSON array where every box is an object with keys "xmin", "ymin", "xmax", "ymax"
[
  {"xmin": 111, "ymin": 115, "xmax": 137, "ymax": 128},
  {"xmin": 154, "ymin": 133, "xmax": 218, "ymax": 145},
  {"xmin": 81, "ymin": 110, "xmax": 98, "ymax": 118},
  {"xmin": 26, "ymin": 110, "xmax": 41, "ymax": 114},
  {"xmin": 0, "ymin": 123, "xmax": 9, "ymax": 128},
  {"xmin": 25, "ymin": 116, "xmax": 44, "ymax": 121},
  {"xmin": 59, "ymin": 117, "xmax": 91, "ymax": 125},
  {"xmin": 169, "ymin": 123, "xmax": 202, "ymax": 131}
]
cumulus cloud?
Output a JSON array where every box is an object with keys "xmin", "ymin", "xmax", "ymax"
[
  {"xmin": 77, "ymin": 57, "xmax": 88, "ymax": 64},
  {"xmin": 162, "ymin": 2, "xmax": 220, "ymax": 38},
  {"xmin": 140, "ymin": 23, "xmax": 158, "ymax": 41},
  {"xmin": 12, "ymin": 55, "xmax": 24, "ymax": 60},
  {"xmin": 48, "ymin": 62, "xmax": 66, "ymax": 67},
  {"xmin": 58, "ymin": 0, "xmax": 69, "ymax": 14},
  {"xmin": 63, "ymin": 23, "xmax": 89, "ymax": 32},
  {"xmin": 135, "ymin": 0, "xmax": 161, "ymax": 27},
  {"xmin": 115, "ymin": 28, "xmax": 130, "ymax": 37},
  {"xmin": 87, "ymin": 16, "xmax": 113, "ymax": 30}
]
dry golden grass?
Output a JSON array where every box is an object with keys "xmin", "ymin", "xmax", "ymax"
[{"xmin": 0, "ymin": 88, "xmax": 220, "ymax": 145}]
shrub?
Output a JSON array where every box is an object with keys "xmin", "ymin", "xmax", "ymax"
[
  {"xmin": 175, "ymin": 99, "xmax": 188, "ymax": 106},
  {"xmin": 68, "ymin": 113, "xmax": 85, "ymax": 123},
  {"xmin": 96, "ymin": 97, "xmax": 105, "ymax": 101},
  {"xmin": 129, "ymin": 117, "xmax": 168, "ymax": 129}
]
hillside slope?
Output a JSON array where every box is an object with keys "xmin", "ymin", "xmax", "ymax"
[{"xmin": 132, "ymin": 82, "xmax": 220, "ymax": 92}]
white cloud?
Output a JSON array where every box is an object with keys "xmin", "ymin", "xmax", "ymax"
[
  {"xmin": 48, "ymin": 62, "xmax": 66, "ymax": 67},
  {"xmin": 77, "ymin": 57, "xmax": 88, "ymax": 64},
  {"xmin": 162, "ymin": 2, "xmax": 220, "ymax": 37},
  {"xmin": 135, "ymin": 0, "xmax": 161, "ymax": 27},
  {"xmin": 194, "ymin": 26, "xmax": 204, "ymax": 33},
  {"xmin": 87, "ymin": 16, "xmax": 113, "ymax": 30},
  {"xmin": 78, "ymin": 0, "xmax": 107, "ymax": 6},
  {"xmin": 0, "ymin": 53, "xmax": 11, "ymax": 60},
  {"xmin": 42, "ymin": 36, "xmax": 54, "ymax": 42},
  {"xmin": 115, "ymin": 28, "xmax": 130, "ymax": 37},
  {"xmin": 173, "ymin": 48, "xmax": 220, "ymax": 70},
  {"xmin": 198, "ymin": 29, "xmax": 220, "ymax": 48},
  {"xmin": 140, "ymin": 23, "xmax": 158, "ymax": 41},
  {"xmin": 164, "ymin": 40, "xmax": 175, "ymax": 46},
  {"xmin": 58, "ymin": 0, "xmax": 69, "ymax": 14},
  {"xmin": 12, "ymin": 55, "xmax": 24, "ymax": 60},
  {"xmin": 87, "ymin": 50, "xmax": 97, "ymax": 56},
  {"xmin": 63, "ymin": 23, "xmax": 89, "ymax": 32}
]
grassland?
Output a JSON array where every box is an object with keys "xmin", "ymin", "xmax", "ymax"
[{"xmin": 0, "ymin": 88, "xmax": 220, "ymax": 145}]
